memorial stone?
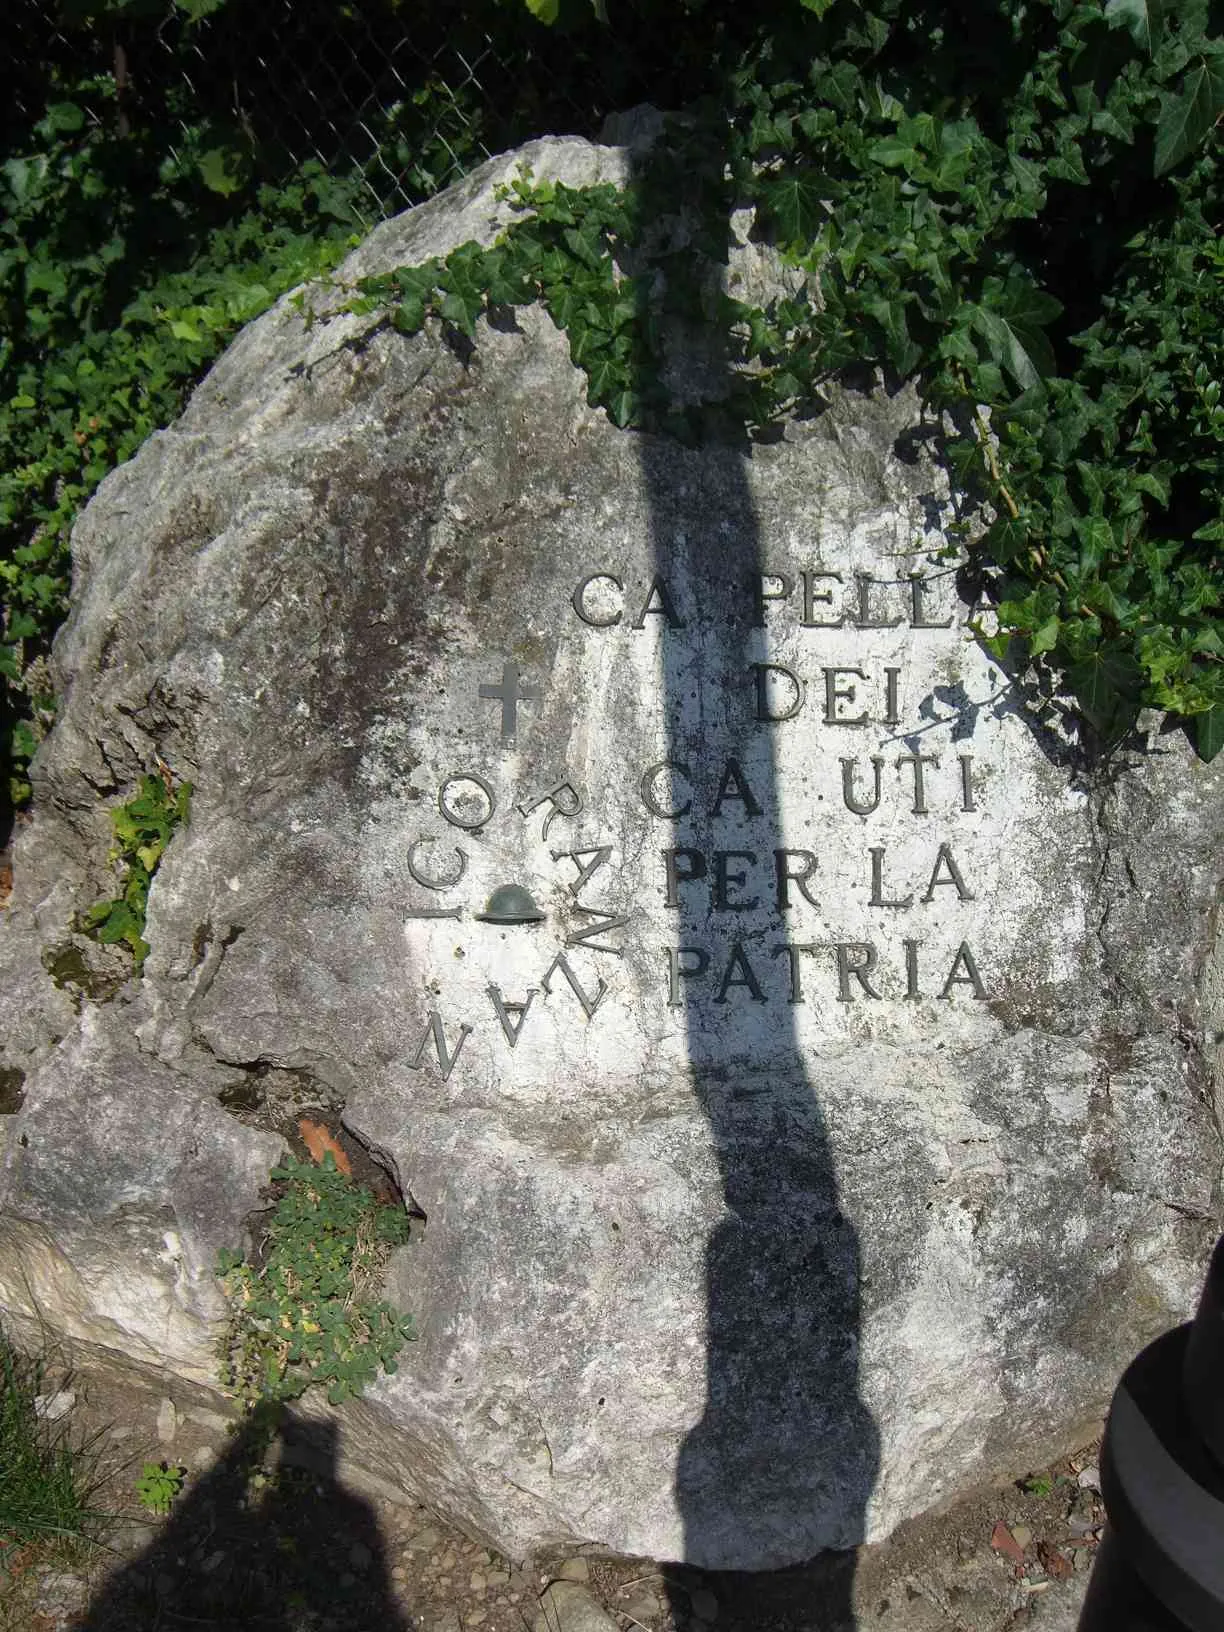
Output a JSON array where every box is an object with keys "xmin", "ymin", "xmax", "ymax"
[{"xmin": 0, "ymin": 136, "xmax": 1221, "ymax": 1570}]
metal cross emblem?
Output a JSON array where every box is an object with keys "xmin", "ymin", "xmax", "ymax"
[{"xmin": 479, "ymin": 661, "xmax": 543, "ymax": 743}]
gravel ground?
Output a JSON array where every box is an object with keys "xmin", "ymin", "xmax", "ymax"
[{"xmin": 2, "ymin": 1357, "xmax": 1101, "ymax": 1632}]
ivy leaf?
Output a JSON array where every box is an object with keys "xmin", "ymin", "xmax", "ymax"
[
  {"xmin": 523, "ymin": 0, "xmax": 560, "ymax": 20},
  {"xmin": 1029, "ymin": 615, "xmax": 1061, "ymax": 656},
  {"xmin": 439, "ymin": 278, "xmax": 484, "ymax": 338},
  {"xmin": 867, "ymin": 136, "xmax": 917, "ymax": 169},
  {"xmin": 198, "ymin": 147, "xmax": 246, "ymax": 197},
  {"xmin": 1154, "ymin": 59, "xmax": 1224, "ymax": 176},
  {"xmin": 1104, "ymin": 0, "xmax": 1165, "ymax": 55},
  {"xmin": 44, "ymin": 101, "xmax": 85, "ymax": 134},
  {"xmin": 1068, "ymin": 647, "xmax": 1143, "ymax": 739},
  {"xmin": 584, "ymin": 355, "xmax": 623, "ymax": 405},
  {"xmin": 757, "ymin": 170, "xmax": 824, "ymax": 248},
  {"xmin": 392, "ymin": 297, "xmax": 426, "ymax": 334},
  {"xmin": 970, "ymin": 280, "xmax": 1061, "ymax": 392},
  {"xmin": 1132, "ymin": 470, "xmax": 1171, "ymax": 506}
]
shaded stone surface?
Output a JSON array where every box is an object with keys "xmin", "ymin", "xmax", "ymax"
[{"xmin": 0, "ymin": 135, "xmax": 1221, "ymax": 1569}]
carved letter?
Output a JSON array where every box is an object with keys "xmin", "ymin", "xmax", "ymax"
[
  {"xmin": 541, "ymin": 952, "xmax": 608, "ymax": 1019},
  {"xmin": 714, "ymin": 942, "xmax": 766, "ymax": 1003},
  {"xmin": 713, "ymin": 851, "xmax": 759, "ymax": 911},
  {"xmin": 631, "ymin": 576, "xmax": 684, "ymax": 629},
  {"xmin": 834, "ymin": 943, "xmax": 882, "ymax": 1002},
  {"xmin": 572, "ymin": 573, "xmax": 624, "ymax": 626},
  {"xmin": 772, "ymin": 943, "xmax": 818, "ymax": 1003},
  {"xmin": 774, "ymin": 849, "xmax": 820, "ymax": 910},
  {"xmin": 487, "ymin": 984, "xmax": 536, "ymax": 1047},
  {"xmin": 518, "ymin": 781, "xmax": 582, "ymax": 841},
  {"xmin": 909, "ymin": 573, "xmax": 953, "ymax": 629},
  {"xmin": 666, "ymin": 947, "xmax": 710, "ymax": 1008},
  {"xmin": 960, "ymin": 755, "xmax": 977, "ymax": 813},
  {"xmin": 801, "ymin": 570, "xmax": 844, "ymax": 628},
  {"xmin": 754, "ymin": 662, "xmax": 806, "ymax": 722},
  {"xmin": 885, "ymin": 667, "xmax": 901, "ymax": 726},
  {"xmin": 897, "ymin": 752, "xmax": 939, "ymax": 815},
  {"xmin": 870, "ymin": 847, "xmax": 914, "ymax": 909},
  {"xmin": 752, "ymin": 571, "xmax": 794, "ymax": 628},
  {"xmin": 566, "ymin": 910, "xmax": 631, "ymax": 956},
  {"xmin": 405, "ymin": 838, "xmax": 466, "ymax": 919},
  {"xmin": 841, "ymin": 756, "xmax": 884, "ymax": 816},
  {"xmin": 940, "ymin": 942, "xmax": 987, "ymax": 999},
  {"xmin": 904, "ymin": 939, "xmax": 921, "ymax": 998},
  {"xmin": 663, "ymin": 848, "xmax": 707, "ymax": 908},
  {"xmin": 640, "ymin": 762, "xmax": 693, "ymax": 819},
  {"xmin": 409, "ymin": 1011, "xmax": 473, "ymax": 1080},
  {"xmin": 438, "ymin": 773, "xmax": 496, "ymax": 832},
  {"xmin": 552, "ymin": 844, "xmax": 613, "ymax": 898},
  {"xmin": 711, "ymin": 758, "xmax": 763, "ymax": 818},
  {"xmin": 922, "ymin": 844, "xmax": 975, "ymax": 903},
  {"xmin": 853, "ymin": 572, "xmax": 902, "ymax": 628},
  {"xmin": 407, "ymin": 838, "xmax": 467, "ymax": 891},
  {"xmin": 822, "ymin": 667, "xmax": 869, "ymax": 726}
]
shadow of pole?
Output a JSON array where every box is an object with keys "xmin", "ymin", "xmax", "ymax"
[{"xmin": 624, "ymin": 126, "xmax": 879, "ymax": 1620}]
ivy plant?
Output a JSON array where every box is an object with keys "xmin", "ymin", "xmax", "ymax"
[
  {"xmin": 77, "ymin": 770, "xmax": 191, "ymax": 974},
  {"xmin": 216, "ymin": 1153, "xmax": 415, "ymax": 1410},
  {"xmin": 352, "ymin": 0, "xmax": 1224, "ymax": 759}
]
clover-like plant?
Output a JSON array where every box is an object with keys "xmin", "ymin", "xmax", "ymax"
[
  {"xmin": 217, "ymin": 1154, "xmax": 415, "ymax": 1410},
  {"xmin": 134, "ymin": 1460, "xmax": 186, "ymax": 1516}
]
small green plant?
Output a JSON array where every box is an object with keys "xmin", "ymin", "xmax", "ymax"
[
  {"xmin": 217, "ymin": 1153, "xmax": 415, "ymax": 1410},
  {"xmin": 134, "ymin": 1460, "xmax": 186, "ymax": 1516},
  {"xmin": 77, "ymin": 770, "xmax": 191, "ymax": 975},
  {"xmin": 0, "ymin": 1324, "xmax": 108, "ymax": 1555},
  {"xmin": 1019, "ymin": 1472, "xmax": 1056, "ymax": 1497}
]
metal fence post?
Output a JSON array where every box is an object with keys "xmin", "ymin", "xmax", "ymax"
[{"xmin": 1079, "ymin": 1236, "xmax": 1224, "ymax": 1630}]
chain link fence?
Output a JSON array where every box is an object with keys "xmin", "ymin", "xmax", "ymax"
[{"xmin": 3, "ymin": 0, "xmax": 698, "ymax": 226}]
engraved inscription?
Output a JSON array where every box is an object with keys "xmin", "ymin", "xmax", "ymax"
[{"xmin": 405, "ymin": 561, "xmax": 997, "ymax": 1078}]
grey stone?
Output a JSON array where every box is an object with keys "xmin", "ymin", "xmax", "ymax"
[
  {"xmin": 556, "ymin": 1558, "xmax": 591, "ymax": 1583},
  {"xmin": 157, "ymin": 1396, "xmax": 179, "ymax": 1444},
  {"xmin": 0, "ymin": 133, "xmax": 1220, "ymax": 1576},
  {"xmin": 1027, "ymin": 1574, "xmax": 1092, "ymax": 1631},
  {"xmin": 33, "ymin": 1388, "xmax": 75, "ymax": 1421},
  {"xmin": 534, "ymin": 1582, "xmax": 620, "ymax": 1632},
  {"xmin": 618, "ymin": 1587, "xmax": 663, "ymax": 1626},
  {"xmin": 0, "ymin": 1008, "xmax": 284, "ymax": 1383}
]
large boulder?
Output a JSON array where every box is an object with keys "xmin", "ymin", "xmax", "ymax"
[{"xmin": 1, "ymin": 135, "xmax": 1221, "ymax": 1570}]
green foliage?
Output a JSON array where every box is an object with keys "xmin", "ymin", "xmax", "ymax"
[
  {"xmin": 5, "ymin": 0, "xmax": 1222, "ymax": 768},
  {"xmin": 134, "ymin": 1460, "xmax": 186, "ymax": 1516},
  {"xmin": 0, "ymin": 1326, "xmax": 108, "ymax": 1553},
  {"xmin": 216, "ymin": 1154, "xmax": 415, "ymax": 1411},
  {"xmin": 77, "ymin": 772, "xmax": 191, "ymax": 975},
  {"xmin": 354, "ymin": 0, "xmax": 1224, "ymax": 758}
]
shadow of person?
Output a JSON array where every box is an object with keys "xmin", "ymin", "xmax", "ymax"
[{"xmin": 72, "ymin": 1406, "xmax": 409, "ymax": 1632}]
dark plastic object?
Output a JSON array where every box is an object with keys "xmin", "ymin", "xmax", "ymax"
[{"xmin": 1079, "ymin": 1236, "xmax": 1224, "ymax": 1631}]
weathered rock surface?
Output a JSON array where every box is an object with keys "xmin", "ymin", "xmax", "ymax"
[{"xmin": 1, "ymin": 135, "xmax": 1221, "ymax": 1570}]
